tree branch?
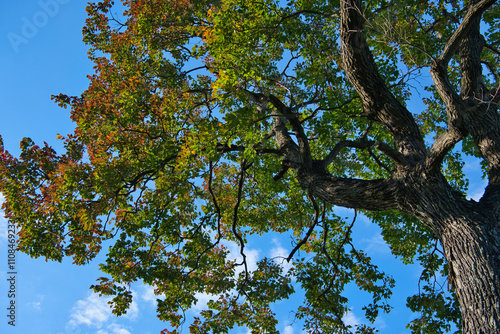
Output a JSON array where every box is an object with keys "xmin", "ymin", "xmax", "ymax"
[
  {"xmin": 438, "ymin": 0, "xmax": 497, "ymax": 65},
  {"xmin": 287, "ymin": 190, "xmax": 321, "ymax": 262},
  {"xmin": 426, "ymin": 1, "xmax": 498, "ymax": 175},
  {"xmin": 232, "ymin": 161, "xmax": 251, "ymax": 281},
  {"xmin": 272, "ymin": 109, "xmax": 303, "ymax": 170},
  {"xmin": 216, "ymin": 143, "xmax": 281, "ymax": 155},
  {"xmin": 340, "ymin": 0, "xmax": 426, "ymax": 164},
  {"xmin": 429, "ymin": 0, "xmax": 494, "ymax": 127},
  {"xmin": 375, "ymin": 142, "xmax": 407, "ymax": 166},
  {"xmin": 268, "ymin": 94, "xmax": 313, "ymax": 169},
  {"xmin": 322, "ymin": 139, "xmax": 375, "ymax": 169},
  {"xmin": 243, "ymin": 89, "xmax": 312, "ymax": 169},
  {"xmin": 297, "ymin": 165, "xmax": 400, "ymax": 212},
  {"xmin": 425, "ymin": 128, "xmax": 465, "ymax": 174},
  {"xmin": 429, "ymin": 61, "xmax": 465, "ymax": 123}
]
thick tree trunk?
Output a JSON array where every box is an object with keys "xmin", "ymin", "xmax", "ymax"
[
  {"xmin": 440, "ymin": 216, "xmax": 500, "ymax": 333},
  {"xmin": 408, "ymin": 179, "xmax": 500, "ymax": 332}
]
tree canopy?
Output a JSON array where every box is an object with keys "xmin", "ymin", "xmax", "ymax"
[{"xmin": 1, "ymin": 0, "xmax": 500, "ymax": 333}]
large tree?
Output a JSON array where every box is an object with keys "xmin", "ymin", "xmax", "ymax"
[{"xmin": 1, "ymin": 0, "xmax": 500, "ymax": 332}]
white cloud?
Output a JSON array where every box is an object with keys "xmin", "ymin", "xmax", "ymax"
[
  {"xmin": 126, "ymin": 293, "xmax": 140, "ymax": 319},
  {"xmin": 0, "ymin": 194, "xmax": 8, "ymax": 241},
  {"xmin": 373, "ymin": 316, "xmax": 387, "ymax": 330},
  {"xmin": 269, "ymin": 239, "xmax": 293, "ymax": 274},
  {"xmin": 463, "ymin": 157, "xmax": 488, "ymax": 201},
  {"xmin": 68, "ymin": 291, "xmax": 139, "ymax": 330},
  {"xmin": 0, "ymin": 221, "xmax": 6, "ymax": 241},
  {"xmin": 30, "ymin": 301, "xmax": 42, "ymax": 310},
  {"xmin": 463, "ymin": 156, "xmax": 482, "ymax": 173},
  {"xmin": 334, "ymin": 206, "xmax": 356, "ymax": 220},
  {"xmin": 193, "ymin": 292, "xmax": 217, "ymax": 311},
  {"xmin": 225, "ymin": 240, "xmax": 260, "ymax": 275},
  {"xmin": 140, "ymin": 285, "xmax": 160, "ymax": 306},
  {"xmin": 283, "ymin": 325, "xmax": 294, "ymax": 334},
  {"xmin": 187, "ymin": 241, "xmax": 260, "ymax": 315},
  {"xmin": 97, "ymin": 323, "xmax": 132, "ymax": 334},
  {"xmin": 68, "ymin": 293, "xmax": 112, "ymax": 328},
  {"xmin": 342, "ymin": 308, "xmax": 361, "ymax": 328}
]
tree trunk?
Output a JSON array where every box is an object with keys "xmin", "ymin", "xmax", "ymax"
[
  {"xmin": 391, "ymin": 174, "xmax": 500, "ymax": 333},
  {"xmin": 441, "ymin": 216, "xmax": 500, "ymax": 333},
  {"xmin": 333, "ymin": 0, "xmax": 500, "ymax": 331}
]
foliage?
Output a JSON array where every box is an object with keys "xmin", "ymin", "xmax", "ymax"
[{"xmin": 1, "ymin": 0, "xmax": 499, "ymax": 332}]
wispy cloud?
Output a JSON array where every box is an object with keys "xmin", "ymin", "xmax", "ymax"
[
  {"xmin": 68, "ymin": 293, "xmax": 111, "ymax": 328},
  {"xmin": 140, "ymin": 284, "xmax": 163, "ymax": 307},
  {"xmin": 28, "ymin": 294, "xmax": 44, "ymax": 311},
  {"xmin": 373, "ymin": 316, "xmax": 387, "ymax": 330},
  {"xmin": 362, "ymin": 234, "xmax": 390, "ymax": 255},
  {"xmin": 67, "ymin": 291, "xmax": 139, "ymax": 330},
  {"xmin": 225, "ymin": 240, "xmax": 260, "ymax": 275},
  {"xmin": 463, "ymin": 157, "xmax": 487, "ymax": 201},
  {"xmin": 192, "ymin": 292, "xmax": 216, "ymax": 311},
  {"xmin": 467, "ymin": 179, "xmax": 487, "ymax": 201},
  {"xmin": 283, "ymin": 325, "xmax": 294, "ymax": 334},
  {"xmin": 97, "ymin": 323, "xmax": 133, "ymax": 334},
  {"xmin": 342, "ymin": 308, "xmax": 361, "ymax": 328},
  {"xmin": 463, "ymin": 156, "xmax": 482, "ymax": 173},
  {"xmin": 189, "ymin": 241, "xmax": 259, "ymax": 314},
  {"xmin": 270, "ymin": 238, "xmax": 293, "ymax": 274}
]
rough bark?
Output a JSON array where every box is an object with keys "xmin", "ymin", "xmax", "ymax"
[
  {"xmin": 340, "ymin": 1, "xmax": 500, "ymax": 332},
  {"xmin": 401, "ymin": 175, "xmax": 500, "ymax": 333},
  {"xmin": 339, "ymin": 0, "xmax": 427, "ymax": 165},
  {"xmin": 441, "ymin": 219, "xmax": 500, "ymax": 333},
  {"xmin": 270, "ymin": 0, "xmax": 500, "ymax": 332}
]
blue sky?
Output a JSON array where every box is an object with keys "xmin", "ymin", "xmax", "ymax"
[{"xmin": 0, "ymin": 1, "xmax": 489, "ymax": 334}]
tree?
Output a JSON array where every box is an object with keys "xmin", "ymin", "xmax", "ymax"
[{"xmin": 1, "ymin": 0, "xmax": 499, "ymax": 332}]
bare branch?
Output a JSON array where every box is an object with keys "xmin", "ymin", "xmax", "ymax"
[
  {"xmin": 273, "ymin": 160, "xmax": 291, "ymax": 181},
  {"xmin": 429, "ymin": 60, "xmax": 465, "ymax": 117},
  {"xmin": 485, "ymin": 43, "xmax": 500, "ymax": 57},
  {"xmin": 482, "ymin": 61, "xmax": 500, "ymax": 82}
]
